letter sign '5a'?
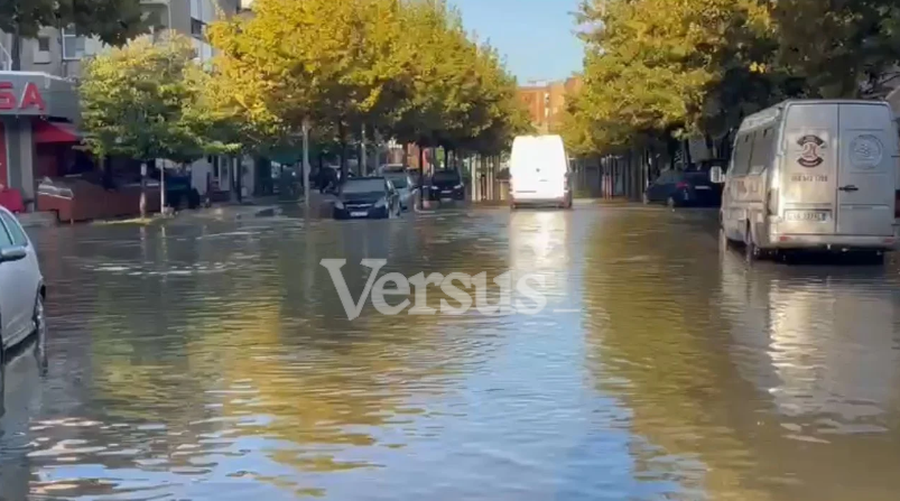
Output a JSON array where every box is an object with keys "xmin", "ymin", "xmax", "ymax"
[{"xmin": 0, "ymin": 82, "xmax": 46, "ymax": 112}]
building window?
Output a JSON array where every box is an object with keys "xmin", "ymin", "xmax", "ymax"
[
  {"xmin": 190, "ymin": 18, "xmax": 206, "ymax": 40},
  {"xmin": 33, "ymin": 36, "xmax": 51, "ymax": 64},
  {"xmin": 62, "ymin": 27, "xmax": 86, "ymax": 60}
]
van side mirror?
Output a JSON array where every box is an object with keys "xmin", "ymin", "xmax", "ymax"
[
  {"xmin": 0, "ymin": 246, "xmax": 27, "ymax": 263},
  {"xmin": 710, "ymin": 166, "xmax": 725, "ymax": 184}
]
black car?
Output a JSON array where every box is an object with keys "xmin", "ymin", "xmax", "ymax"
[
  {"xmin": 643, "ymin": 169, "xmax": 722, "ymax": 208},
  {"xmin": 428, "ymin": 170, "xmax": 466, "ymax": 201},
  {"xmin": 333, "ymin": 177, "xmax": 401, "ymax": 220}
]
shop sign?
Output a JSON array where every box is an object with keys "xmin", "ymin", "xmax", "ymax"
[{"xmin": 0, "ymin": 81, "xmax": 46, "ymax": 113}]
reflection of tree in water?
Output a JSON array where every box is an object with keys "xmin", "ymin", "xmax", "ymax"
[
  {"xmin": 583, "ymin": 210, "xmax": 900, "ymax": 501},
  {"xmin": 581, "ymin": 211, "xmax": 772, "ymax": 501},
  {"xmin": 64, "ymin": 215, "xmax": 512, "ymax": 492}
]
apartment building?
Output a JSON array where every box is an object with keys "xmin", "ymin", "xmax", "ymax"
[
  {"xmin": 0, "ymin": 0, "xmax": 243, "ymax": 78},
  {"xmin": 0, "ymin": 0, "xmax": 255, "ymax": 214},
  {"xmin": 518, "ymin": 76, "xmax": 583, "ymax": 134}
]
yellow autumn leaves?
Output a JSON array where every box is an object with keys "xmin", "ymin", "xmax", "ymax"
[
  {"xmin": 81, "ymin": 0, "xmax": 530, "ymax": 167},
  {"xmin": 563, "ymin": 0, "xmax": 900, "ymax": 157}
]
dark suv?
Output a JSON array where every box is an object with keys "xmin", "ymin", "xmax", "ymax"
[
  {"xmin": 643, "ymin": 167, "xmax": 723, "ymax": 208},
  {"xmin": 428, "ymin": 170, "xmax": 465, "ymax": 201}
]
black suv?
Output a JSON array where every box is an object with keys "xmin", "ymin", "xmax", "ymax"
[{"xmin": 427, "ymin": 170, "xmax": 465, "ymax": 201}]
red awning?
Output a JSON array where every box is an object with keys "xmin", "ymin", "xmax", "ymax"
[{"xmin": 33, "ymin": 120, "xmax": 81, "ymax": 144}]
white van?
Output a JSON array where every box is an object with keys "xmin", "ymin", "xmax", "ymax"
[
  {"xmin": 721, "ymin": 99, "xmax": 899, "ymax": 258},
  {"xmin": 509, "ymin": 135, "xmax": 573, "ymax": 209}
]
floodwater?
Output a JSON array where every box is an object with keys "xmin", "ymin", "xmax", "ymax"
[{"xmin": 3, "ymin": 205, "xmax": 900, "ymax": 500}]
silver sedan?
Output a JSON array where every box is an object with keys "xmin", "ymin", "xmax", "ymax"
[{"xmin": 0, "ymin": 206, "xmax": 45, "ymax": 362}]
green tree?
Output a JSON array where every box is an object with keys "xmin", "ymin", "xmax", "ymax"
[
  {"xmin": 79, "ymin": 33, "xmax": 212, "ymax": 217},
  {"xmin": 771, "ymin": 0, "xmax": 900, "ymax": 98},
  {"xmin": 0, "ymin": 0, "xmax": 154, "ymax": 69},
  {"xmin": 208, "ymin": 0, "xmax": 411, "ymax": 180}
]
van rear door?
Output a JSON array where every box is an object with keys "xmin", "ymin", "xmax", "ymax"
[
  {"xmin": 781, "ymin": 103, "xmax": 838, "ymax": 234},
  {"xmin": 836, "ymin": 103, "xmax": 896, "ymax": 236}
]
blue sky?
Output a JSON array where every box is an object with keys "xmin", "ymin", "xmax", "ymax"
[{"xmin": 450, "ymin": 0, "xmax": 584, "ymax": 84}]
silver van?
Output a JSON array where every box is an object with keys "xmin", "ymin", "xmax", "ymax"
[{"xmin": 720, "ymin": 100, "xmax": 899, "ymax": 258}]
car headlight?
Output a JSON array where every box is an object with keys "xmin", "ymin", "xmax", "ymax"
[
  {"xmin": 374, "ymin": 198, "xmax": 387, "ymax": 208},
  {"xmin": 454, "ymin": 184, "xmax": 464, "ymax": 190},
  {"xmin": 333, "ymin": 200, "xmax": 345, "ymax": 209}
]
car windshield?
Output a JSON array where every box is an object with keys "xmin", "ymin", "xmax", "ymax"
[
  {"xmin": 685, "ymin": 172, "xmax": 711, "ymax": 183},
  {"xmin": 385, "ymin": 174, "xmax": 408, "ymax": 188},
  {"xmin": 342, "ymin": 179, "xmax": 385, "ymax": 194},
  {"xmin": 433, "ymin": 171, "xmax": 460, "ymax": 183},
  {"xmin": 381, "ymin": 164, "xmax": 406, "ymax": 173}
]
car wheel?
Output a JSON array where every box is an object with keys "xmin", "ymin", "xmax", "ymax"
[
  {"xmin": 666, "ymin": 196, "xmax": 677, "ymax": 209},
  {"xmin": 33, "ymin": 292, "xmax": 46, "ymax": 339}
]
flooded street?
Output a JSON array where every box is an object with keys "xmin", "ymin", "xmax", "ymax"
[{"xmin": 3, "ymin": 205, "xmax": 900, "ymax": 500}]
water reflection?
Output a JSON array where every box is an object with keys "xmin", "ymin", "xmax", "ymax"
[
  {"xmin": 585, "ymin": 208, "xmax": 900, "ymax": 500},
  {"xmin": 3, "ymin": 207, "xmax": 900, "ymax": 499},
  {"xmin": 0, "ymin": 334, "xmax": 48, "ymax": 500}
]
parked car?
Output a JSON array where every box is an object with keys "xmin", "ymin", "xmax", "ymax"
[
  {"xmin": 332, "ymin": 177, "xmax": 402, "ymax": 220},
  {"xmin": 0, "ymin": 207, "xmax": 45, "ymax": 363},
  {"xmin": 428, "ymin": 170, "xmax": 466, "ymax": 201},
  {"xmin": 383, "ymin": 171, "xmax": 417, "ymax": 211},
  {"xmin": 643, "ymin": 169, "xmax": 722, "ymax": 207}
]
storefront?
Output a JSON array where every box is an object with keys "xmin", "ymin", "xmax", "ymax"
[{"xmin": 0, "ymin": 71, "xmax": 80, "ymax": 212}]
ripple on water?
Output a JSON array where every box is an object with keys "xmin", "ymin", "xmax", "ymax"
[{"xmin": 4, "ymin": 208, "xmax": 900, "ymax": 500}]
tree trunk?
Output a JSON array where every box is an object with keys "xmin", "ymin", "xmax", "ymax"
[
  {"xmin": 338, "ymin": 122, "xmax": 348, "ymax": 184},
  {"xmin": 302, "ymin": 119, "xmax": 310, "ymax": 208},
  {"xmin": 10, "ymin": 28, "xmax": 21, "ymax": 71},
  {"xmin": 418, "ymin": 145, "xmax": 425, "ymax": 209},
  {"xmin": 359, "ymin": 124, "xmax": 367, "ymax": 176},
  {"xmin": 160, "ymin": 163, "xmax": 167, "ymax": 214},
  {"xmin": 234, "ymin": 156, "xmax": 243, "ymax": 203},
  {"xmin": 139, "ymin": 162, "xmax": 148, "ymax": 219}
]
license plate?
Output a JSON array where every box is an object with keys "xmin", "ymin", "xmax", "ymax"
[
  {"xmin": 785, "ymin": 210, "xmax": 830, "ymax": 222},
  {"xmin": 442, "ymin": 190, "xmax": 452, "ymax": 194},
  {"xmin": 350, "ymin": 211, "xmax": 368, "ymax": 217},
  {"xmin": 441, "ymin": 197, "xmax": 452, "ymax": 201},
  {"xmin": 695, "ymin": 186, "xmax": 711, "ymax": 190}
]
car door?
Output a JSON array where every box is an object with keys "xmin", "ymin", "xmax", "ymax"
[
  {"xmin": 781, "ymin": 103, "xmax": 839, "ymax": 235},
  {"xmin": 835, "ymin": 103, "xmax": 897, "ymax": 236},
  {"xmin": 0, "ymin": 214, "xmax": 30, "ymax": 346}
]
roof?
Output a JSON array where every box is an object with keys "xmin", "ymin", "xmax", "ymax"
[{"xmin": 739, "ymin": 99, "xmax": 893, "ymax": 132}]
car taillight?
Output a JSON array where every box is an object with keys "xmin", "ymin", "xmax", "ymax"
[{"xmin": 676, "ymin": 181, "xmax": 689, "ymax": 189}]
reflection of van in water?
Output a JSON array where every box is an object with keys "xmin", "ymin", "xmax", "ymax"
[
  {"xmin": 721, "ymin": 100, "xmax": 899, "ymax": 258},
  {"xmin": 509, "ymin": 135, "xmax": 573, "ymax": 209}
]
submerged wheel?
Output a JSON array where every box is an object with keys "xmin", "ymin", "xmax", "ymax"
[{"xmin": 33, "ymin": 292, "xmax": 46, "ymax": 339}]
